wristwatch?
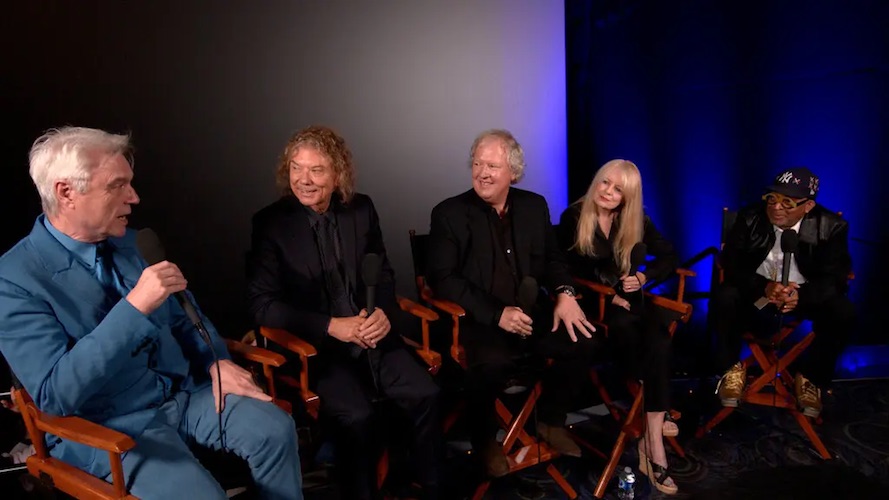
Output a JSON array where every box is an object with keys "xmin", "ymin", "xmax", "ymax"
[{"xmin": 555, "ymin": 284, "xmax": 576, "ymax": 297}]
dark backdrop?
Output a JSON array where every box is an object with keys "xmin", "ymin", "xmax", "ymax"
[
  {"xmin": 566, "ymin": 0, "xmax": 888, "ymax": 350},
  {"xmin": 0, "ymin": 0, "xmax": 569, "ymax": 337}
]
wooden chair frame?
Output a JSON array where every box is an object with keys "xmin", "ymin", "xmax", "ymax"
[
  {"xmin": 695, "ymin": 207, "xmax": 843, "ymax": 460},
  {"xmin": 9, "ymin": 338, "xmax": 287, "ymax": 500},
  {"xmin": 571, "ymin": 271, "xmax": 694, "ymax": 498},
  {"xmin": 258, "ymin": 294, "xmax": 442, "ymax": 495},
  {"xmin": 408, "ymin": 230, "xmax": 578, "ymax": 500}
]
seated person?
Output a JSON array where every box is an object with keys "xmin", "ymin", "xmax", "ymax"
[
  {"xmin": 558, "ymin": 159, "xmax": 679, "ymax": 496},
  {"xmin": 427, "ymin": 129, "xmax": 598, "ymax": 478},
  {"xmin": 712, "ymin": 167, "xmax": 854, "ymax": 418},
  {"xmin": 247, "ymin": 125, "xmax": 441, "ymax": 500},
  {"xmin": 0, "ymin": 127, "xmax": 302, "ymax": 499}
]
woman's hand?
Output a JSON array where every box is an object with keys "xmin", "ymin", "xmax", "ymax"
[{"xmin": 612, "ymin": 295, "xmax": 631, "ymax": 311}]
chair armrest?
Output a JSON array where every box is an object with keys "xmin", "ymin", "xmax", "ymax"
[
  {"xmin": 259, "ymin": 327, "xmax": 317, "ymax": 358},
  {"xmin": 258, "ymin": 326, "xmax": 319, "ymax": 418},
  {"xmin": 397, "ymin": 295, "xmax": 440, "ymax": 321},
  {"xmin": 397, "ymin": 295, "xmax": 443, "ymax": 373},
  {"xmin": 644, "ymin": 294, "xmax": 692, "ymax": 317},
  {"xmin": 32, "ymin": 410, "xmax": 135, "ymax": 454},
  {"xmin": 417, "ymin": 287, "xmax": 467, "ymax": 367},
  {"xmin": 673, "ymin": 268, "xmax": 696, "ymax": 302},
  {"xmin": 419, "ymin": 288, "xmax": 466, "ymax": 317},
  {"xmin": 574, "ymin": 277, "xmax": 616, "ymax": 322},
  {"xmin": 574, "ymin": 277, "xmax": 617, "ymax": 296},
  {"xmin": 676, "ymin": 268, "xmax": 696, "ymax": 277},
  {"xmin": 225, "ymin": 338, "xmax": 287, "ymax": 367}
]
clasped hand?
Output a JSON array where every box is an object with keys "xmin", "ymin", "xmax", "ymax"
[
  {"xmin": 499, "ymin": 306, "xmax": 533, "ymax": 337},
  {"xmin": 619, "ymin": 272, "xmax": 646, "ymax": 293},
  {"xmin": 328, "ymin": 308, "xmax": 391, "ymax": 349},
  {"xmin": 766, "ymin": 281, "xmax": 800, "ymax": 313}
]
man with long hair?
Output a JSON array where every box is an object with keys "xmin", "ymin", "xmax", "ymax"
[{"xmin": 248, "ymin": 126, "xmax": 440, "ymax": 499}]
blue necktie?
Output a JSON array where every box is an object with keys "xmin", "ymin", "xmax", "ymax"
[{"xmin": 95, "ymin": 242, "xmax": 129, "ymax": 299}]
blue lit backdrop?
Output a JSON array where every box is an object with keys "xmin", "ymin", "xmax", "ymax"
[{"xmin": 566, "ymin": 0, "xmax": 888, "ymax": 375}]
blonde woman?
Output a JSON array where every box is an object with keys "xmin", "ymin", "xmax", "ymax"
[{"xmin": 558, "ymin": 159, "xmax": 679, "ymax": 495}]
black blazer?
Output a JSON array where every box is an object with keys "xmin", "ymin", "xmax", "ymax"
[
  {"xmin": 247, "ymin": 193, "xmax": 398, "ymax": 351},
  {"xmin": 557, "ymin": 203, "xmax": 677, "ymax": 289},
  {"xmin": 427, "ymin": 188, "xmax": 573, "ymax": 327},
  {"xmin": 722, "ymin": 202, "xmax": 851, "ymax": 308}
]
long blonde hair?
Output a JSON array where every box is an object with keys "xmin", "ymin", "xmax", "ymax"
[{"xmin": 573, "ymin": 159, "xmax": 644, "ymax": 274}]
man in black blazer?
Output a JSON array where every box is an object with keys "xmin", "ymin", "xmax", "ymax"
[
  {"xmin": 427, "ymin": 129, "xmax": 598, "ymax": 477},
  {"xmin": 712, "ymin": 167, "xmax": 854, "ymax": 418},
  {"xmin": 248, "ymin": 126, "xmax": 440, "ymax": 500}
]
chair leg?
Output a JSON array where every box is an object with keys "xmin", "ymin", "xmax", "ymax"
[
  {"xmin": 547, "ymin": 463, "xmax": 578, "ymax": 499},
  {"xmin": 472, "ymin": 481, "xmax": 491, "ymax": 500},
  {"xmin": 376, "ymin": 448, "xmax": 389, "ymax": 491},
  {"xmin": 594, "ymin": 388, "xmax": 645, "ymax": 498},
  {"xmin": 792, "ymin": 411, "xmax": 832, "ymax": 459},
  {"xmin": 593, "ymin": 428, "xmax": 629, "ymax": 499},
  {"xmin": 696, "ymin": 406, "xmax": 736, "ymax": 438}
]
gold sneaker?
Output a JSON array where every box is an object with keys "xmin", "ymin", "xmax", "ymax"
[
  {"xmin": 794, "ymin": 374, "xmax": 822, "ymax": 418},
  {"xmin": 716, "ymin": 362, "xmax": 746, "ymax": 407}
]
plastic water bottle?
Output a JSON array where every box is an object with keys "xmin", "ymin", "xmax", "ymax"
[{"xmin": 617, "ymin": 466, "xmax": 635, "ymax": 499}]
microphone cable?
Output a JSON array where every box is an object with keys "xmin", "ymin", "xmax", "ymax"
[{"xmin": 193, "ymin": 313, "xmax": 227, "ymax": 451}]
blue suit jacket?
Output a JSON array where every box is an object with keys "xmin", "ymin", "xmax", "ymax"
[{"xmin": 0, "ymin": 217, "xmax": 230, "ymax": 478}]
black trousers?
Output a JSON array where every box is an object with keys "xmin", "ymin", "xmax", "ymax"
[
  {"xmin": 306, "ymin": 343, "xmax": 441, "ymax": 500},
  {"xmin": 461, "ymin": 313, "xmax": 600, "ymax": 446},
  {"xmin": 605, "ymin": 301, "xmax": 673, "ymax": 412},
  {"xmin": 269, "ymin": 334, "xmax": 443, "ymax": 500},
  {"xmin": 711, "ymin": 283, "xmax": 855, "ymax": 388}
]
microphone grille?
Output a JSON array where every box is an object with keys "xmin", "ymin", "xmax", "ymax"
[
  {"xmin": 518, "ymin": 276, "xmax": 538, "ymax": 312},
  {"xmin": 780, "ymin": 229, "xmax": 799, "ymax": 253},
  {"xmin": 630, "ymin": 242, "xmax": 648, "ymax": 266},
  {"xmin": 136, "ymin": 228, "xmax": 166, "ymax": 265}
]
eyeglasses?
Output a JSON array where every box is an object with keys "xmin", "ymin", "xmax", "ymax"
[{"xmin": 762, "ymin": 192, "xmax": 808, "ymax": 209}]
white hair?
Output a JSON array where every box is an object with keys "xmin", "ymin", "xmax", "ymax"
[
  {"xmin": 29, "ymin": 127, "xmax": 132, "ymax": 215},
  {"xmin": 468, "ymin": 129, "xmax": 526, "ymax": 183}
]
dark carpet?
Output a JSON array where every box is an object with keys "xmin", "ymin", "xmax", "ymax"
[{"xmin": 2, "ymin": 379, "xmax": 887, "ymax": 499}]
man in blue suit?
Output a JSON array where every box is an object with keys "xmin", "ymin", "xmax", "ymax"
[{"xmin": 0, "ymin": 127, "xmax": 302, "ymax": 499}]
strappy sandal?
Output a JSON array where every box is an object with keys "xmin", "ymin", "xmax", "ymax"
[{"xmin": 637, "ymin": 441, "xmax": 679, "ymax": 495}]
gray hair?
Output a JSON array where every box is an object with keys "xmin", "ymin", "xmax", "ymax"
[
  {"xmin": 29, "ymin": 127, "xmax": 132, "ymax": 215},
  {"xmin": 468, "ymin": 129, "xmax": 526, "ymax": 183}
]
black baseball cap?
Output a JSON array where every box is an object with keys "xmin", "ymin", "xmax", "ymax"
[{"xmin": 765, "ymin": 167, "xmax": 819, "ymax": 199}]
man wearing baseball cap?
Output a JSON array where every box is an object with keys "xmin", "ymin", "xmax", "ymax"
[{"xmin": 711, "ymin": 167, "xmax": 854, "ymax": 418}]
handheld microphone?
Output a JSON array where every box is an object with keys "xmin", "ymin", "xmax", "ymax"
[
  {"xmin": 361, "ymin": 253, "xmax": 382, "ymax": 313},
  {"xmin": 135, "ymin": 228, "xmax": 211, "ymax": 345},
  {"xmin": 628, "ymin": 242, "xmax": 648, "ymax": 277},
  {"xmin": 517, "ymin": 276, "xmax": 539, "ymax": 314},
  {"xmin": 360, "ymin": 254, "xmax": 383, "ymax": 397},
  {"xmin": 619, "ymin": 242, "xmax": 648, "ymax": 296},
  {"xmin": 780, "ymin": 229, "xmax": 799, "ymax": 286},
  {"xmin": 516, "ymin": 276, "xmax": 538, "ymax": 339},
  {"xmin": 346, "ymin": 254, "xmax": 382, "ymax": 359},
  {"xmin": 137, "ymin": 228, "xmax": 225, "ymax": 448}
]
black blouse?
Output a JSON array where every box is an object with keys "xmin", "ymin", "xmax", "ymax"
[{"xmin": 557, "ymin": 203, "xmax": 677, "ymax": 288}]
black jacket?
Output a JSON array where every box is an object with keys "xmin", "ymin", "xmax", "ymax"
[
  {"xmin": 427, "ymin": 188, "xmax": 573, "ymax": 327},
  {"xmin": 557, "ymin": 203, "xmax": 677, "ymax": 289},
  {"xmin": 722, "ymin": 202, "xmax": 851, "ymax": 308},
  {"xmin": 247, "ymin": 193, "xmax": 398, "ymax": 352}
]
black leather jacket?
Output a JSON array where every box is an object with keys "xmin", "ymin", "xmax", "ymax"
[{"xmin": 722, "ymin": 202, "xmax": 851, "ymax": 308}]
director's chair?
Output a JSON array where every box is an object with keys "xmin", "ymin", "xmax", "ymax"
[{"xmin": 409, "ymin": 229, "xmax": 579, "ymax": 500}]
